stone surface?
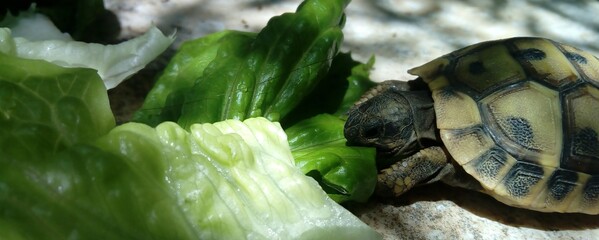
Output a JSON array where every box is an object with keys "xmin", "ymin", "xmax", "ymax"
[
  {"xmin": 104, "ymin": 0, "xmax": 599, "ymax": 239},
  {"xmin": 350, "ymin": 183, "xmax": 599, "ymax": 239}
]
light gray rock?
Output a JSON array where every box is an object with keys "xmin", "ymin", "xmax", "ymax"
[{"xmin": 351, "ymin": 183, "xmax": 599, "ymax": 239}]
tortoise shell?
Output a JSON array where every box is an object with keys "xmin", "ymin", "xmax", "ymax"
[{"xmin": 409, "ymin": 37, "xmax": 599, "ymax": 214}]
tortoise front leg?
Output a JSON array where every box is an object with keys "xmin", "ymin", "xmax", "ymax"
[{"xmin": 377, "ymin": 146, "xmax": 449, "ymax": 197}]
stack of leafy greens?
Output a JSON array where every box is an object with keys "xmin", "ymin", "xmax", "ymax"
[{"xmin": 0, "ymin": 0, "xmax": 380, "ymax": 239}]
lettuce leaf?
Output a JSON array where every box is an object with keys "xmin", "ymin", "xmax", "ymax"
[
  {"xmin": 0, "ymin": 143, "xmax": 197, "ymax": 239},
  {"xmin": 287, "ymin": 114, "xmax": 377, "ymax": 203},
  {"xmin": 1, "ymin": 9, "xmax": 174, "ymax": 89},
  {"xmin": 133, "ymin": 0, "xmax": 349, "ymax": 128},
  {"xmin": 115, "ymin": 118, "xmax": 379, "ymax": 239},
  {"xmin": 2, "ymin": 114, "xmax": 380, "ymax": 239},
  {"xmin": 13, "ymin": 27, "xmax": 173, "ymax": 89},
  {"xmin": 133, "ymin": 30, "xmax": 257, "ymax": 126},
  {"xmin": 0, "ymin": 51, "xmax": 114, "ymax": 148}
]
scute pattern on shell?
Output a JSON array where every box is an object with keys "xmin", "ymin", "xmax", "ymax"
[{"xmin": 408, "ymin": 37, "xmax": 599, "ymax": 214}]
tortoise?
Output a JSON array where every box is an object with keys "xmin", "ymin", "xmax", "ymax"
[{"xmin": 344, "ymin": 37, "xmax": 599, "ymax": 214}]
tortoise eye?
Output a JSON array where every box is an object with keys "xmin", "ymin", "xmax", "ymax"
[{"xmin": 363, "ymin": 125, "xmax": 382, "ymax": 140}]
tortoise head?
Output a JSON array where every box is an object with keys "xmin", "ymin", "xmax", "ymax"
[{"xmin": 344, "ymin": 83, "xmax": 437, "ymax": 163}]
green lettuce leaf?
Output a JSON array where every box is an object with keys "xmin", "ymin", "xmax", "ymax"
[
  {"xmin": 133, "ymin": 30, "xmax": 257, "ymax": 126},
  {"xmin": 0, "ymin": 143, "xmax": 197, "ymax": 239},
  {"xmin": 287, "ymin": 114, "xmax": 377, "ymax": 203},
  {"xmin": 0, "ymin": 51, "xmax": 136, "ymax": 239},
  {"xmin": 133, "ymin": 0, "xmax": 350, "ymax": 128},
  {"xmin": 1, "ymin": 10, "xmax": 174, "ymax": 89},
  {"xmin": 145, "ymin": 118, "xmax": 379, "ymax": 239},
  {"xmin": 12, "ymin": 26, "xmax": 173, "ymax": 89},
  {"xmin": 0, "ymin": 51, "xmax": 114, "ymax": 149},
  {"xmin": 1, "ymin": 117, "xmax": 381, "ymax": 239}
]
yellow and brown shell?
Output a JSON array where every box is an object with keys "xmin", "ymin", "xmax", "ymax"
[{"xmin": 409, "ymin": 37, "xmax": 599, "ymax": 214}]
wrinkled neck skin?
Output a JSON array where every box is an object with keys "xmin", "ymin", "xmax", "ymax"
[
  {"xmin": 402, "ymin": 90, "xmax": 439, "ymax": 150},
  {"xmin": 384, "ymin": 90, "xmax": 440, "ymax": 166},
  {"xmin": 344, "ymin": 79, "xmax": 440, "ymax": 167}
]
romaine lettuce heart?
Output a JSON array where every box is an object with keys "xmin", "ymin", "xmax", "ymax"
[{"xmin": 95, "ymin": 118, "xmax": 381, "ymax": 239}]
